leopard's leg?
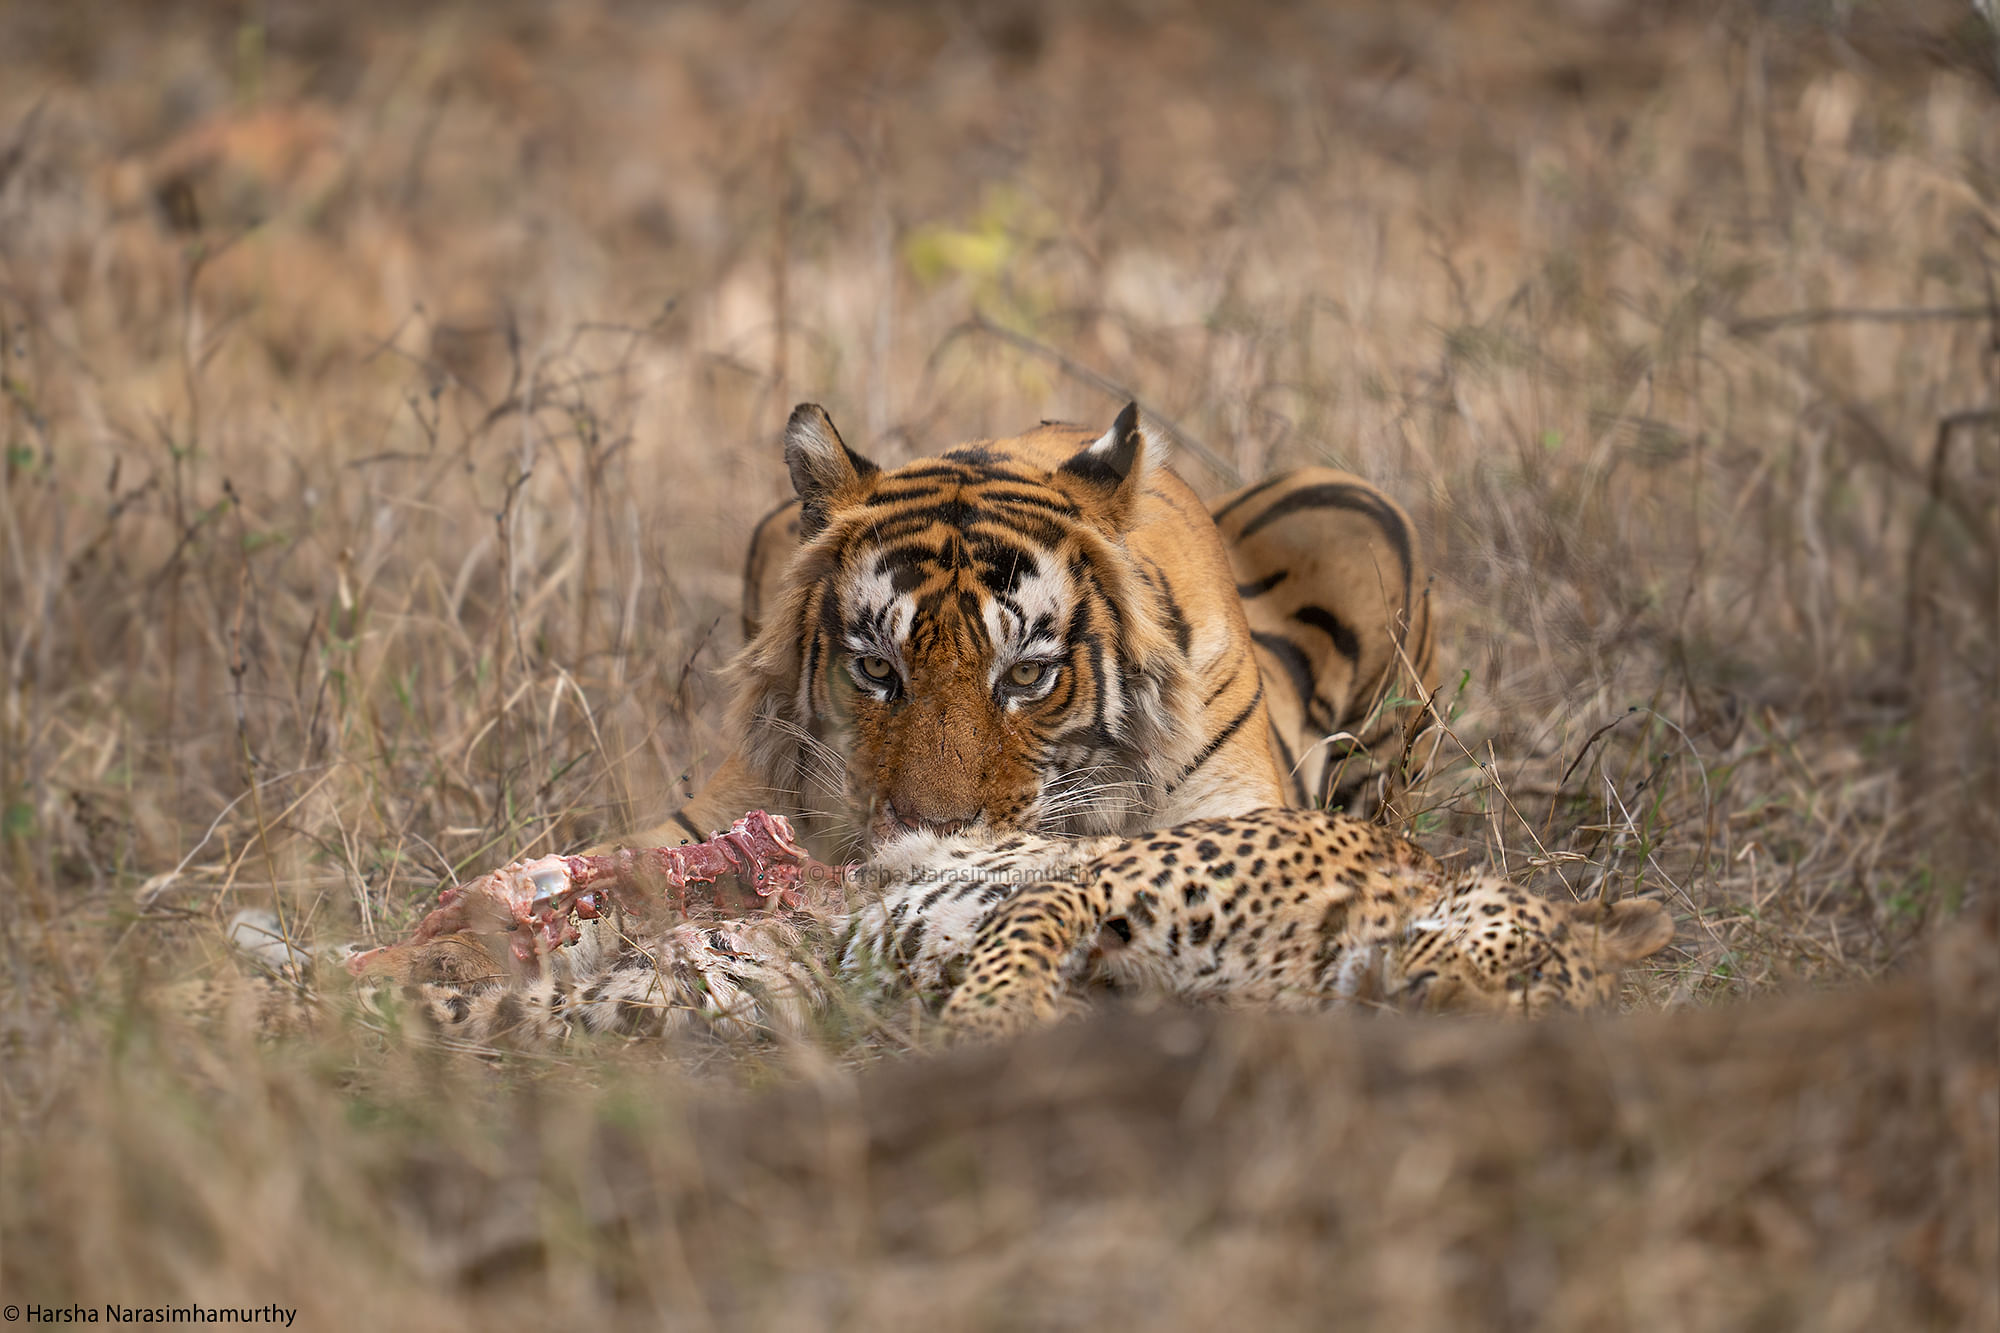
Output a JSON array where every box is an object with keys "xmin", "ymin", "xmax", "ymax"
[
  {"xmin": 836, "ymin": 830, "xmax": 1115, "ymax": 1012},
  {"xmin": 370, "ymin": 975, "xmax": 569, "ymax": 1048},
  {"xmin": 940, "ymin": 809, "xmax": 1438, "ymax": 1035},
  {"xmin": 354, "ymin": 914, "xmax": 829, "ymax": 1049},
  {"xmin": 563, "ymin": 916, "xmax": 830, "ymax": 1042},
  {"xmin": 155, "ymin": 973, "xmax": 320, "ymax": 1039},
  {"xmin": 839, "ymin": 878, "xmax": 1018, "ymax": 1004},
  {"xmin": 937, "ymin": 876, "xmax": 1114, "ymax": 1039}
]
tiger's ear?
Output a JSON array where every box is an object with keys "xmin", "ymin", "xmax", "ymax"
[
  {"xmin": 1057, "ymin": 402, "xmax": 1155, "ymax": 530},
  {"xmin": 785, "ymin": 404, "xmax": 879, "ymax": 538}
]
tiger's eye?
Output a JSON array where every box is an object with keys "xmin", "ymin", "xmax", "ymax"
[
  {"xmin": 860, "ymin": 656, "xmax": 895, "ymax": 681},
  {"xmin": 1008, "ymin": 660, "xmax": 1049, "ymax": 687}
]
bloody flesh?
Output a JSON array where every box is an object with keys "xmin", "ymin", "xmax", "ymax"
[{"xmin": 346, "ymin": 811, "xmax": 852, "ymax": 972}]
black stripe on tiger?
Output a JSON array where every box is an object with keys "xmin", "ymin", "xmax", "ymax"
[
  {"xmin": 1165, "ymin": 685, "xmax": 1265, "ymax": 796},
  {"xmin": 1236, "ymin": 481, "xmax": 1415, "ymax": 619},
  {"xmin": 1266, "ymin": 720, "xmax": 1310, "ymax": 806},
  {"xmin": 741, "ymin": 498, "xmax": 803, "ymax": 640},
  {"xmin": 1251, "ymin": 631, "xmax": 1334, "ymax": 731},
  {"xmin": 1210, "ymin": 465, "xmax": 1437, "ymax": 822},
  {"xmin": 1290, "ymin": 605, "xmax": 1362, "ymax": 664},
  {"xmin": 1209, "ymin": 473, "xmax": 1288, "ymax": 526},
  {"xmin": 1235, "ymin": 569, "xmax": 1289, "ymax": 599}
]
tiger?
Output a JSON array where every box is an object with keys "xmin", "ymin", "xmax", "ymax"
[
  {"xmin": 615, "ymin": 402, "xmax": 1433, "ymax": 861},
  {"xmin": 1214, "ymin": 465, "xmax": 1437, "ymax": 815}
]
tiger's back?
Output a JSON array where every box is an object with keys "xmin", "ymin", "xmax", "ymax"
[{"xmin": 1212, "ymin": 468, "xmax": 1435, "ymax": 817}]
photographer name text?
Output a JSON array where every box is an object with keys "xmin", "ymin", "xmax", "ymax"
[{"xmin": 9, "ymin": 1307, "xmax": 296, "ymax": 1327}]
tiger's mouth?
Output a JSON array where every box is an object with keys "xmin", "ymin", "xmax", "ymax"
[
  {"xmin": 861, "ymin": 803, "xmax": 1016, "ymax": 868},
  {"xmin": 867, "ymin": 796, "xmax": 1080, "ymax": 854},
  {"xmin": 868, "ymin": 798, "xmax": 985, "ymax": 850},
  {"xmin": 865, "ymin": 795, "xmax": 1103, "ymax": 855}
]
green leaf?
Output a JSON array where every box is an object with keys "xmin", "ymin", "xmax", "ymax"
[{"xmin": 3, "ymin": 801, "xmax": 34, "ymax": 839}]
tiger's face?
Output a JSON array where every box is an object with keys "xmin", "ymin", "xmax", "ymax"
[{"xmin": 733, "ymin": 403, "xmax": 1192, "ymax": 854}]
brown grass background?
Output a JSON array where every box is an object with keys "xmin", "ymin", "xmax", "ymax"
[{"xmin": 0, "ymin": 0, "xmax": 1995, "ymax": 1327}]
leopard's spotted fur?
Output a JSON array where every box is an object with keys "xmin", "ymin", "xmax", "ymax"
[
  {"xmin": 191, "ymin": 809, "xmax": 1672, "ymax": 1047},
  {"xmin": 937, "ymin": 808, "xmax": 1676, "ymax": 1039}
]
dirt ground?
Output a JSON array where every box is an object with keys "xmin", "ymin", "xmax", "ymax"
[{"xmin": 0, "ymin": 1, "xmax": 1994, "ymax": 1327}]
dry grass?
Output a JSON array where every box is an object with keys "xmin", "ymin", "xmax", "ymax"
[{"xmin": 0, "ymin": 0, "xmax": 1995, "ymax": 1327}]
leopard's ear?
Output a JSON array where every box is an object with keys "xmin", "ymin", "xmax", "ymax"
[
  {"xmin": 1571, "ymin": 899, "xmax": 1674, "ymax": 962},
  {"xmin": 785, "ymin": 404, "xmax": 879, "ymax": 538},
  {"xmin": 1056, "ymin": 401, "xmax": 1159, "ymax": 532}
]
